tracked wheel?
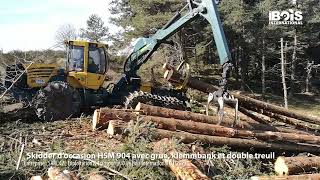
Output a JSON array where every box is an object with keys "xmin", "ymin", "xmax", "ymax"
[
  {"xmin": 34, "ymin": 81, "xmax": 81, "ymax": 121},
  {"xmin": 124, "ymin": 91, "xmax": 191, "ymax": 111}
]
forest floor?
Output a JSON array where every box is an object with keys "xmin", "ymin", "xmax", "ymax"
[
  {"xmin": 2, "ymin": 90, "xmax": 320, "ymax": 179},
  {"xmin": 0, "ymin": 64, "xmax": 320, "ymax": 179}
]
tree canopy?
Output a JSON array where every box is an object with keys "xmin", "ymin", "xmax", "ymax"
[
  {"xmin": 110, "ymin": 0, "xmax": 320, "ymax": 95},
  {"xmin": 80, "ymin": 14, "xmax": 109, "ymax": 42}
]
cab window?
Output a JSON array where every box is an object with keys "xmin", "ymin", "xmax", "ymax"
[
  {"xmin": 88, "ymin": 47, "xmax": 106, "ymax": 74},
  {"xmin": 68, "ymin": 46, "xmax": 84, "ymax": 72}
]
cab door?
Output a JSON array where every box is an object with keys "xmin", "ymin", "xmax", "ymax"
[{"xmin": 86, "ymin": 45, "xmax": 107, "ymax": 89}]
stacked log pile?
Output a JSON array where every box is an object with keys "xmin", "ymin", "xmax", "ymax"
[
  {"xmin": 162, "ymin": 64, "xmax": 320, "ymax": 131},
  {"xmin": 93, "ymin": 104, "xmax": 320, "ymax": 153},
  {"xmin": 92, "ymin": 65, "xmax": 320, "ymax": 179},
  {"xmin": 93, "ymin": 103, "xmax": 320, "ymax": 179}
]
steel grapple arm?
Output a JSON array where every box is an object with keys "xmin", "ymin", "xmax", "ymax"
[{"xmin": 123, "ymin": 0, "xmax": 231, "ymax": 78}]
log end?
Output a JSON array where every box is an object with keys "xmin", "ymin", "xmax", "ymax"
[
  {"xmin": 163, "ymin": 70, "xmax": 173, "ymax": 80},
  {"xmin": 134, "ymin": 102, "xmax": 141, "ymax": 115},
  {"xmin": 107, "ymin": 120, "xmax": 128, "ymax": 136},
  {"xmin": 92, "ymin": 109, "xmax": 100, "ymax": 131},
  {"xmin": 30, "ymin": 176, "xmax": 45, "ymax": 180},
  {"xmin": 249, "ymin": 176, "xmax": 260, "ymax": 180},
  {"xmin": 274, "ymin": 156, "xmax": 289, "ymax": 176},
  {"xmin": 162, "ymin": 63, "xmax": 168, "ymax": 69},
  {"xmin": 107, "ymin": 120, "xmax": 115, "ymax": 135}
]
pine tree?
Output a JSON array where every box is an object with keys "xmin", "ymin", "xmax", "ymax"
[{"xmin": 80, "ymin": 14, "xmax": 109, "ymax": 42}]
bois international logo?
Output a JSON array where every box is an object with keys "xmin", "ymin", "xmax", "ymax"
[{"xmin": 269, "ymin": 0, "xmax": 303, "ymax": 25}]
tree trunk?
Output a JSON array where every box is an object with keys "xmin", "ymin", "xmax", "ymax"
[
  {"xmin": 289, "ymin": 30, "xmax": 297, "ymax": 97},
  {"xmin": 262, "ymin": 39, "xmax": 266, "ymax": 95},
  {"xmin": 163, "ymin": 66, "xmax": 320, "ymax": 125},
  {"xmin": 250, "ymin": 173, "xmax": 320, "ymax": 180},
  {"xmin": 306, "ymin": 61, "xmax": 313, "ymax": 93},
  {"xmin": 281, "ymin": 38, "xmax": 288, "ymax": 109},
  {"xmin": 153, "ymin": 129, "xmax": 320, "ymax": 153},
  {"xmin": 94, "ymin": 109, "xmax": 320, "ymax": 144},
  {"xmin": 153, "ymin": 138, "xmax": 210, "ymax": 180},
  {"xmin": 239, "ymin": 46, "xmax": 246, "ymax": 91},
  {"xmin": 275, "ymin": 156, "xmax": 320, "ymax": 175},
  {"xmin": 135, "ymin": 103, "xmax": 311, "ymax": 134}
]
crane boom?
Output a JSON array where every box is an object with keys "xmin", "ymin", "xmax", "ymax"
[{"xmin": 124, "ymin": 0, "xmax": 231, "ymax": 78}]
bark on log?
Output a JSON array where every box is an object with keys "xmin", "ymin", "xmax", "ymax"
[
  {"xmin": 163, "ymin": 67, "xmax": 320, "ymax": 125},
  {"xmin": 154, "ymin": 138, "xmax": 209, "ymax": 180},
  {"xmin": 135, "ymin": 102, "xmax": 259, "ymax": 128},
  {"xmin": 92, "ymin": 109, "xmax": 141, "ymax": 130},
  {"xmin": 153, "ymin": 129, "xmax": 320, "ymax": 153},
  {"xmin": 275, "ymin": 156, "xmax": 320, "ymax": 175},
  {"xmin": 107, "ymin": 120, "xmax": 128, "ymax": 136},
  {"xmin": 95, "ymin": 108, "xmax": 320, "ymax": 143},
  {"xmin": 135, "ymin": 103, "xmax": 313, "ymax": 135},
  {"xmin": 238, "ymin": 107, "xmax": 271, "ymax": 124},
  {"xmin": 251, "ymin": 108, "xmax": 320, "ymax": 133},
  {"xmin": 250, "ymin": 173, "xmax": 320, "ymax": 180}
]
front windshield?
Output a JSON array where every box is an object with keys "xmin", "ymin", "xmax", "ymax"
[{"xmin": 68, "ymin": 45, "xmax": 84, "ymax": 72}]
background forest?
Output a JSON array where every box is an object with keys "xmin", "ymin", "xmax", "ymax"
[{"xmin": 109, "ymin": 0, "xmax": 320, "ymax": 100}]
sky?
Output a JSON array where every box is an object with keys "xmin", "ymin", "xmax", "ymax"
[{"xmin": 0, "ymin": 0, "xmax": 119, "ymax": 52}]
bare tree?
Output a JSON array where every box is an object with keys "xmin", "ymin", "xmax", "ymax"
[
  {"xmin": 55, "ymin": 24, "xmax": 78, "ymax": 48},
  {"xmin": 305, "ymin": 61, "xmax": 320, "ymax": 93},
  {"xmin": 0, "ymin": 44, "xmax": 61, "ymax": 105},
  {"xmin": 261, "ymin": 39, "xmax": 266, "ymax": 95},
  {"xmin": 289, "ymin": 30, "xmax": 297, "ymax": 97},
  {"xmin": 280, "ymin": 38, "xmax": 288, "ymax": 109}
]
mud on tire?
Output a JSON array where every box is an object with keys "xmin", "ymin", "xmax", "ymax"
[{"xmin": 34, "ymin": 81, "xmax": 81, "ymax": 121}]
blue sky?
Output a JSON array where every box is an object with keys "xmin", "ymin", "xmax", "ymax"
[{"xmin": 0, "ymin": 0, "xmax": 118, "ymax": 52}]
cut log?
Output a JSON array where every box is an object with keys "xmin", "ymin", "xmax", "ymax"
[
  {"xmin": 47, "ymin": 167, "xmax": 78, "ymax": 180},
  {"xmin": 135, "ymin": 103, "xmax": 313, "ymax": 135},
  {"xmin": 153, "ymin": 129, "xmax": 320, "ymax": 153},
  {"xmin": 238, "ymin": 107, "xmax": 271, "ymax": 124},
  {"xmin": 275, "ymin": 156, "xmax": 320, "ymax": 175},
  {"xmin": 154, "ymin": 138, "xmax": 209, "ymax": 180},
  {"xmin": 135, "ymin": 102, "xmax": 260, "ymax": 129},
  {"xmin": 250, "ymin": 173, "xmax": 320, "ymax": 180},
  {"xmin": 107, "ymin": 120, "xmax": 128, "ymax": 136},
  {"xmin": 92, "ymin": 109, "xmax": 103, "ymax": 130},
  {"xmin": 93, "ymin": 119, "xmax": 320, "ymax": 153},
  {"xmin": 252, "ymin": 109, "xmax": 320, "ymax": 133},
  {"xmin": 30, "ymin": 176, "xmax": 44, "ymax": 180},
  {"xmin": 94, "ymin": 108, "xmax": 320, "ymax": 144},
  {"xmin": 163, "ymin": 67, "xmax": 320, "ymax": 125}
]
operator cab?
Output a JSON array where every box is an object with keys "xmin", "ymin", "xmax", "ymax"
[
  {"xmin": 66, "ymin": 40, "xmax": 110, "ymax": 90},
  {"xmin": 66, "ymin": 40, "xmax": 109, "ymax": 74}
]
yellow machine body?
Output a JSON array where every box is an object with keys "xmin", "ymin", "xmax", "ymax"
[
  {"xmin": 25, "ymin": 63, "xmax": 59, "ymax": 88},
  {"xmin": 23, "ymin": 40, "xmax": 109, "ymax": 90}
]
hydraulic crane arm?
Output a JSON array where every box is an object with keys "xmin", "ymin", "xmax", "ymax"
[{"xmin": 124, "ymin": 0, "xmax": 231, "ymax": 79}]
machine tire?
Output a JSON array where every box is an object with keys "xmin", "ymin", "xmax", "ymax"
[
  {"xmin": 124, "ymin": 91, "xmax": 191, "ymax": 111},
  {"xmin": 34, "ymin": 81, "xmax": 81, "ymax": 121}
]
